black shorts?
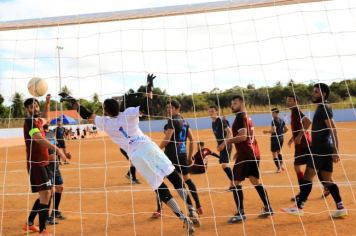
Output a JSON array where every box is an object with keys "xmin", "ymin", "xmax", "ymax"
[
  {"xmin": 271, "ymin": 137, "xmax": 283, "ymax": 152},
  {"xmin": 48, "ymin": 163, "xmax": 64, "ymax": 185},
  {"xmin": 219, "ymin": 147, "xmax": 232, "ymax": 164},
  {"xmin": 294, "ymin": 147, "xmax": 311, "ymax": 166},
  {"xmin": 233, "ymin": 159, "xmax": 260, "ymax": 181},
  {"xmin": 57, "ymin": 140, "xmax": 66, "ymax": 149},
  {"xmin": 29, "ymin": 165, "xmax": 53, "ymax": 193},
  {"xmin": 48, "ymin": 148, "xmax": 55, "ymax": 156},
  {"xmin": 306, "ymin": 146, "xmax": 333, "ymax": 172},
  {"xmin": 166, "ymin": 153, "xmax": 190, "ymax": 176}
]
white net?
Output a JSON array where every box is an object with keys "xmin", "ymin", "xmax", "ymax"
[{"xmin": 1, "ymin": 0, "xmax": 356, "ymax": 235}]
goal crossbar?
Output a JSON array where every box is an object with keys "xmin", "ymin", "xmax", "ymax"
[{"xmin": 0, "ymin": 0, "xmax": 327, "ymax": 31}]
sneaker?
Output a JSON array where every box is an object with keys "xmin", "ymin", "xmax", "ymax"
[
  {"xmin": 189, "ymin": 210, "xmax": 201, "ymax": 227},
  {"xmin": 22, "ymin": 223, "xmax": 39, "ymax": 232},
  {"xmin": 276, "ymin": 168, "xmax": 282, "ymax": 173},
  {"xmin": 38, "ymin": 229, "xmax": 52, "ymax": 236},
  {"xmin": 228, "ymin": 212, "xmax": 246, "ymax": 224},
  {"xmin": 125, "ymin": 173, "xmax": 131, "ymax": 181},
  {"xmin": 281, "ymin": 205, "xmax": 304, "ymax": 216},
  {"xmin": 131, "ymin": 179, "xmax": 141, "ymax": 185},
  {"xmin": 196, "ymin": 207, "xmax": 203, "ymax": 215},
  {"xmin": 46, "ymin": 216, "xmax": 58, "ymax": 225},
  {"xmin": 53, "ymin": 211, "xmax": 66, "ymax": 220},
  {"xmin": 151, "ymin": 211, "xmax": 162, "ymax": 219},
  {"xmin": 183, "ymin": 218, "xmax": 195, "ymax": 236},
  {"xmin": 291, "ymin": 194, "xmax": 300, "ymax": 202},
  {"xmin": 331, "ymin": 208, "xmax": 348, "ymax": 218},
  {"xmin": 259, "ymin": 206, "xmax": 274, "ymax": 218}
]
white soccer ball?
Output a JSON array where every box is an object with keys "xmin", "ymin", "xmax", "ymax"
[{"xmin": 27, "ymin": 77, "xmax": 48, "ymax": 97}]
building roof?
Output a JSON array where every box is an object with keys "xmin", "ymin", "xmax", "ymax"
[{"xmin": 47, "ymin": 110, "xmax": 80, "ymax": 120}]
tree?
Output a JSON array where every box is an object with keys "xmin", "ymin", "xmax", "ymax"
[
  {"xmin": 60, "ymin": 85, "xmax": 72, "ymax": 95},
  {"xmin": 11, "ymin": 92, "xmax": 25, "ymax": 118}
]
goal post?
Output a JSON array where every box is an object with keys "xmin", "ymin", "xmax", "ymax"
[{"xmin": 0, "ymin": 0, "xmax": 328, "ymax": 31}]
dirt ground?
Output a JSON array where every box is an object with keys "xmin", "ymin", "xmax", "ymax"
[{"xmin": 0, "ymin": 122, "xmax": 355, "ymax": 236}]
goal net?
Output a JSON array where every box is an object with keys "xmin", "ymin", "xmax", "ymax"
[{"xmin": 1, "ymin": 0, "xmax": 356, "ymax": 235}]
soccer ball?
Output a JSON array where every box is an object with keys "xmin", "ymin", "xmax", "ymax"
[{"xmin": 27, "ymin": 77, "xmax": 48, "ymax": 97}]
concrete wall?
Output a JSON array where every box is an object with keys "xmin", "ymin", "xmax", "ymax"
[{"xmin": 1, "ymin": 108, "xmax": 355, "ymax": 138}]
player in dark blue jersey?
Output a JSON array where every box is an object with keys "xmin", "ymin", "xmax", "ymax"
[
  {"xmin": 208, "ymin": 106, "xmax": 234, "ymax": 188},
  {"xmin": 160, "ymin": 100, "xmax": 203, "ymax": 217},
  {"xmin": 263, "ymin": 108, "xmax": 288, "ymax": 173}
]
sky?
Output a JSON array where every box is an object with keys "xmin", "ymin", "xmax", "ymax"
[{"xmin": 1, "ymin": 0, "xmax": 356, "ymax": 104}]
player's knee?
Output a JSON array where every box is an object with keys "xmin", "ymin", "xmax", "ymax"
[
  {"xmin": 183, "ymin": 174, "xmax": 190, "ymax": 182},
  {"xmin": 56, "ymin": 185, "xmax": 64, "ymax": 193}
]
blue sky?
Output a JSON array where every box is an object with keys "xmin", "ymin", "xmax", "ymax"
[{"xmin": 1, "ymin": 0, "xmax": 356, "ymax": 104}]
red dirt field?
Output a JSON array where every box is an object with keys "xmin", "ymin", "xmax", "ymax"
[{"xmin": 0, "ymin": 122, "xmax": 355, "ymax": 236}]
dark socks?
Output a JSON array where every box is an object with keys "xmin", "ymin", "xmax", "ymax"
[
  {"xmin": 296, "ymin": 171, "xmax": 304, "ymax": 195},
  {"xmin": 232, "ymin": 185, "xmax": 244, "ymax": 214},
  {"xmin": 38, "ymin": 203, "xmax": 48, "ymax": 232},
  {"xmin": 185, "ymin": 179, "xmax": 201, "ymax": 209},
  {"xmin": 223, "ymin": 167, "xmax": 233, "ymax": 181},
  {"xmin": 130, "ymin": 166, "xmax": 137, "ymax": 181},
  {"xmin": 54, "ymin": 192, "xmax": 62, "ymax": 213},
  {"xmin": 297, "ymin": 179, "xmax": 313, "ymax": 209},
  {"xmin": 28, "ymin": 198, "xmax": 40, "ymax": 224},
  {"xmin": 255, "ymin": 184, "xmax": 270, "ymax": 208},
  {"xmin": 327, "ymin": 184, "xmax": 344, "ymax": 209}
]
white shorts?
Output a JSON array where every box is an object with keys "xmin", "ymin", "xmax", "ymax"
[{"xmin": 129, "ymin": 141, "xmax": 175, "ymax": 190}]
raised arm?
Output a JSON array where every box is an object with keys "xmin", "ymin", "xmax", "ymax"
[
  {"xmin": 58, "ymin": 92, "xmax": 96, "ymax": 124},
  {"xmin": 42, "ymin": 94, "xmax": 51, "ymax": 123}
]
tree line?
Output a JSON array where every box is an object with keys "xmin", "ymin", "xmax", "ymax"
[{"xmin": 1, "ymin": 79, "xmax": 356, "ymax": 123}]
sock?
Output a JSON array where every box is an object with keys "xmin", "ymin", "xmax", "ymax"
[
  {"xmin": 38, "ymin": 203, "xmax": 49, "ymax": 232},
  {"xmin": 28, "ymin": 198, "xmax": 40, "ymax": 225},
  {"xmin": 273, "ymin": 158, "xmax": 279, "ymax": 169},
  {"xmin": 278, "ymin": 154, "xmax": 283, "ymax": 166},
  {"xmin": 130, "ymin": 166, "xmax": 137, "ymax": 181},
  {"xmin": 296, "ymin": 171, "xmax": 304, "ymax": 195},
  {"xmin": 255, "ymin": 184, "xmax": 270, "ymax": 208},
  {"xmin": 54, "ymin": 192, "xmax": 62, "ymax": 213},
  {"xmin": 185, "ymin": 179, "xmax": 201, "ymax": 209},
  {"xmin": 176, "ymin": 188, "xmax": 194, "ymax": 212},
  {"xmin": 297, "ymin": 179, "xmax": 313, "ymax": 209},
  {"xmin": 166, "ymin": 198, "xmax": 186, "ymax": 220},
  {"xmin": 327, "ymin": 184, "xmax": 343, "ymax": 209},
  {"xmin": 232, "ymin": 185, "xmax": 244, "ymax": 214},
  {"xmin": 223, "ymin": 167, "xmax": 233, "ymax": 181}
]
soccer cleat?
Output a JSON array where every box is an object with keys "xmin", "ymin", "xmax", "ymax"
[
  {"xmin": 46, "ymin": 216, "xmax": 58, "ymax": 225},
  {"xmin": 196, "ymin": 207, "xmax": 204, "ymax": 215},
  {"xmin": 23, "ymin": 223, "xmax": 39, "ymax": 232},
  {"xmin": 131, "ymin": 179, "xmax": 141, "ymax": 185},
  {"xmin": 331, "ymin": 208, "xmax": 348, "ymax": 219},
  {"xmin": 52, "ymin": 211, "xmax": 66, "ymax": 220},
  {"xmin": 183, "ymin": 218, "xmax": 195, "ymax": 236},
  {"xmin": 228, "ymin": 212, "xmax": 246, "ymax": 224},
  {"xmin": 38, "ymin": 229, "xmax": 52, "ymax": 236},
  {"xmin": 276, "ymin": 168, "xmax": 282, "ymax": 173},
  {"xmin": 281, "ymin": 205, "xmax": 304, "ymax": 216},
  {"xmin": 259, "ymin": 206, "xmax": 274, "ymax": 218},
  {"xmin": 151, "ymin": 211, "xmax": 162, "ymax": 219},
  {"xmin": 189, "ymin": 210, "xmax": 201, "ymax": 227}
]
